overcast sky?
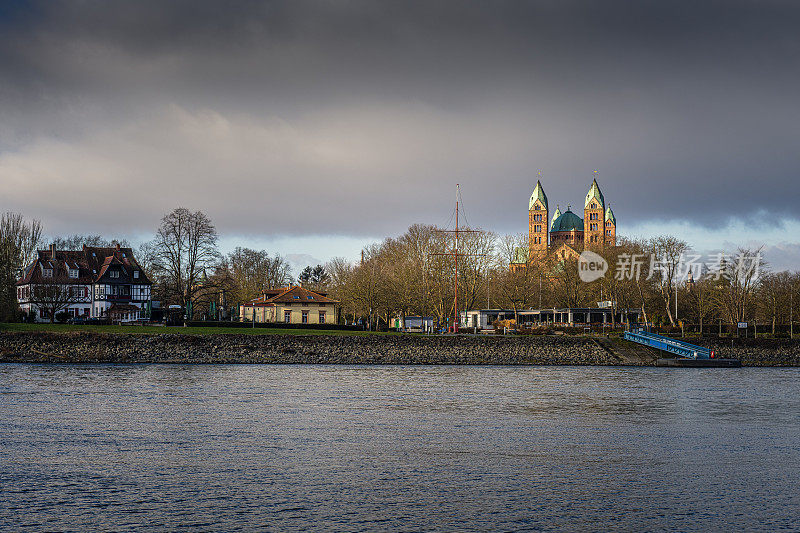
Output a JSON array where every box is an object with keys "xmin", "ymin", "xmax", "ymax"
[{"xmin": 1, "ymin": 0, "xmax": 799, "ymax": 270}]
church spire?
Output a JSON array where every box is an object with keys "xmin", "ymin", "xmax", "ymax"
[
  {"xmin": 584, "ymin": 172, "xmax": 605, "ymax": 209},
  {"xmin": 529, "ymin": 179, "xmax": 548, "ymax": 211}
]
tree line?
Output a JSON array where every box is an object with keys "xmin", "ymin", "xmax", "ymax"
[
  {"xmin": 0, "ymin": 208, "xmax": 299, "ymax": 321},
  {"xmin": 1, "ymin": 209, "xmax": 798, "ymax": 331},
  {"xmin": 321, "ymin": 224, "xmax": 800, "ymax": 333}
]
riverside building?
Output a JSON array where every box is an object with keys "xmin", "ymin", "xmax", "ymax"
[
  {"xmin": 240, "ymin": 285, "xmax": 340, "ymax": 325},
  {"xmin": 16, "ymin": 243, "xmax": 152, "ymax": 322}
]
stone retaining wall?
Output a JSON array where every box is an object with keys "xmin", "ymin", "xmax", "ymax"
[
  {"xmin": 0, "ymin": 331, "xmax": 622, "ymax": 365},
  {"xmin": 1, "ymin": 332, "xmax": 797, "ymax": 366},
  {"xmin": 697, "ymin": 338, "xmax": 800, "ymax": 367}
]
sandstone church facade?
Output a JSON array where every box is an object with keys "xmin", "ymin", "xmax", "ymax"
[{"xmin": 525, "ymin": 176, "xmax": 616, "ymax": 263}]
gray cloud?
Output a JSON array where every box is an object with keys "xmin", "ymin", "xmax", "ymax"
[{"xmin": 1, "ymin": 0, "xmax": 799, "ymax": 243}]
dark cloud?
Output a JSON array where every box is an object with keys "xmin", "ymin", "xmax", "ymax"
[{"xmin": 1, "ymin": 0, "xmax": 799, "ymax": 243}]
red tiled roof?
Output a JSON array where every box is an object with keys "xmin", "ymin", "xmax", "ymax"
[
  {"xmin": 243, "ymin": 285, "xmax": 339, "ymax": 306},
  {"xmin": 265, "ymin": 285, "xmax": 339, "ymax": 304},
  {"xmin": 17, "ymin": 245, "xmax": 152, "ymax": 286}
]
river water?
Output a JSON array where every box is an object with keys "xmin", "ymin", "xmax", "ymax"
[{"xmin": 1, "ymin": 364, "xmax": 798, "ymax": 531}]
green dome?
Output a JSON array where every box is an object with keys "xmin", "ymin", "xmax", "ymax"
[{"xmin": 550, "ymin": 208, "xmax": 584, "ymax": 232}]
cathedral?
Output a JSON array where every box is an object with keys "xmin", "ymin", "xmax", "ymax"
[{"xmin": 527, "ymin": 176, "xmax": 616, "ymax": 261}]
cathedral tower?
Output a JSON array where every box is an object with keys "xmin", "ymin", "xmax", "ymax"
[
  {"xmin": 583, "ymin": 177, "xmax": 605, "ymax": 248},
  {"xmin": 604, "ymin": 205, "xmax": 616, "ymax": 246},
  {"xmin": 528, "ymin": 180, "xmax": 548, "ymax": 257}
]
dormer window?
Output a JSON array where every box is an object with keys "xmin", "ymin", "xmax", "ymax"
[
  {"xmin": 42, "ymin": 267, "xmax": 53, "ymax": 278},
  {"xmin": 69, "ymin": 269, "xmax": 79, "ymax": 278},
  {"xmin": 133, "ymin": 271, "xmax": 139, "ymax": 279},
  {"xmin": 293, "ymin": 295, "xmax": 300, "ymax": 299},
  {"xmin": 110, "ymin": 270, "xmax": 119, "ymax": 279}
]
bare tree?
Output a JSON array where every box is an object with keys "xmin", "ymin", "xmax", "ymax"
[
  {"xmin": 337, "ymin": 243, "xmax": 384, "ymax": 330},
  {"xmin": 263, "ymin": 254, "xmax": 293, "ymax": 289},
  {"xmin": 713, "ymin": 247, "xmax": 767, "ymax": 325},
  {"xmin": 225, "ymin": 247, "xmax": 293, "ymax": 305},
  {"xmin": 50, "ymin": 234, "xmax": 129, "ymax": 250},
  {"xmin": 494, "ymin": 234, "xmax": 540, "ymax": 323},
  {"xmin": 756, "ymin": 270, "xmax": 792, "ymax": 334},
  {"xmin": 30, "ymin": 276, "xmax": 83, "ymax": 323},
  {"xmin": 324, "ymin": 256, "xmax": 356, "ymax": 323},
  {"xmin": 0, "ymin": 212, "xmax": 42, "ymax": 321},
  {"xmin": 149, "ymin": 208, "xmax": 220, "ymax": 314},
  {"xmin": 649, "ymin": 235, "xmax": 689, "ymax": 326},
  {"xmin": 686, "ymin": 275, "xmax": 717, "ymax": 335}
]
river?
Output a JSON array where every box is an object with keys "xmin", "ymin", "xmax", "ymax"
[{"xmin": 1, "ymin": 364, "xmax": 798, "ymax": 531}]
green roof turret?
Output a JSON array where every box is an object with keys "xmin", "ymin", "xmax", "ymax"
[
  {"xmin": 529, "ymin": 180, "xmax": 548, "ymax": 211},
  {"xmin": 605, "ymin": 205, "xmax": 616, "ymax": 225},
  {"xmin": 551, "ymin": 205, "xmax": 562, "ymax": 225},
  {"xmin": 584, "ymin": 177, "xmax": 605, "ymax": 209}
]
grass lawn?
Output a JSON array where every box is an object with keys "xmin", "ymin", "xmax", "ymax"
[{"xmin": 0, "ymin": 322, "xmax": 401, "ymax": 337}]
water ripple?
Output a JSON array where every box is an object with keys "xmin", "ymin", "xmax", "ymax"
[{"xmin": 0, "ymin": 364, "xmax": 798, "ymax": 531}]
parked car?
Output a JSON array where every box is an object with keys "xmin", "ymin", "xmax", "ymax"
[
  {"xmin": 86, "ymin": 317, "xmax": 110, "ymax": 325},
  {"xmin": 67, "ymin": 316, "xmax": 88, "ymax": 325}
]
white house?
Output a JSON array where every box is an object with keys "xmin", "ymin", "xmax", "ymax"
[{"xmin": 17, "ymin": 243, "xmax": 152, "ymax": 322}]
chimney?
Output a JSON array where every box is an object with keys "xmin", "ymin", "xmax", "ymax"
[{"xmin": 50, "ymin": 243, "xmax": 57, "ymax": 259}]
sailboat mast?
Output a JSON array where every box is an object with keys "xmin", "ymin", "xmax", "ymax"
[{"xmin": 454, "ymin": 184, "xmax": 459, "ymax": 332}]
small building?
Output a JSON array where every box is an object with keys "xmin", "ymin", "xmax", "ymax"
[
  {"xmin": 461, "ymin": 309, "xmax": 518, "ymax": 329},
  {"xmin": 240, "ymin": 286, "xmax": 339, "ymax": 325},
  {"xmin": 516, "ymin": 307, "xmax": 641, "ymax": 327},
  {"xmin": 461, "ymin": 307, "xmax": 641, "ymax": 330},
  {"xmin": 390, "ymin": 316, "xmax": 436, "ymax": 332}
]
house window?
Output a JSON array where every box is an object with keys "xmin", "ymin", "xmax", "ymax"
[
  {"xmin": 319, "ymin": 312, "xmax": 326, "ymax": 324},
  {"xmin": 43, "ymin": 268, "xmax": 53, "ymax": 278},
  {"xmin": 69, "ymin": 269, "xmax": 78, "ymax": 278},
  {"xmin": 284, "ymin": 310, "xmax": 291, "ymax": 323},
  {"xmin": 301, "ymin": 310, "xmax": 309, "ymax": 324},
  {"xmin": 110, "ymin": 270, "xmax": 119, "ymax": 278},
  {"xmin": 293, "ymin": 295, "xmax": 300, "ymax": 299},
  {"xmin": 133, "ymin": 271, "xmax": 139, "ymax": 279}
]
